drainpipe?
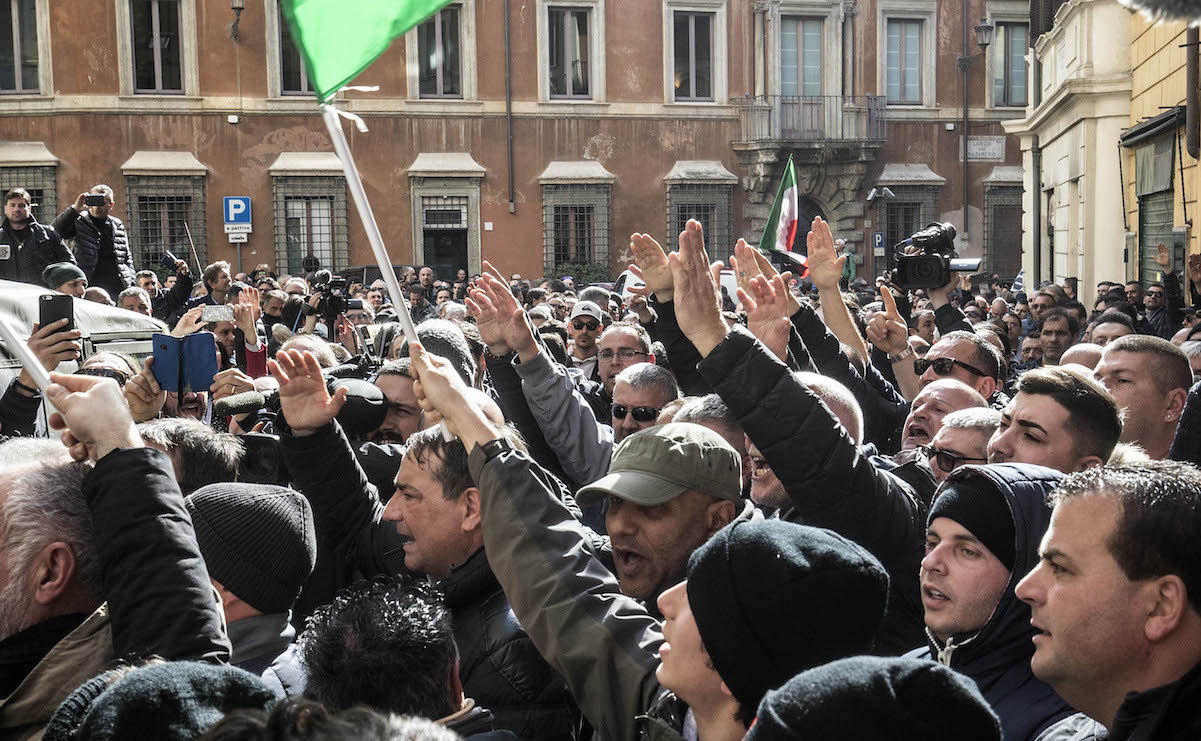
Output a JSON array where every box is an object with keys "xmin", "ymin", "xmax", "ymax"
[
  {"xmin": 960, "ymin": 0, "xmax": 970, "ymax": 246},
  {"xmin": 504, "ymin": 0, "xmax": 515, "ymax": 214},
  {"xmin": 1187, "ymin": 27, "xmax": 1199, "ymax": 160},
  {"xmin": 1032, "ymin": 137, "xmax": 1042, "ymax": 288}
]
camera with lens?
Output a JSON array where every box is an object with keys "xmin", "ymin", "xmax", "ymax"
[
  {"xmin": 310, "ymin": 270, "xmax": 349, "ymax": 319},
  {"xmin": 892, "ymin": 222, "xmax": 982, "ymax": 291}
]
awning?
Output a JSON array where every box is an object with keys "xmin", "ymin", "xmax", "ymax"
[
  {"xmin": 406, "ymin": 153, "xmax": 486, "ymax": 178},
  {"xmin": 268, "ymin": 152, "xmax": 344, "ymax": 176},
  {"xmin": 538, "ymin": 160, "xmax": 617, "ymax": 184},
  {"xmin": 0, "ymin": 141, "xmax": 59, "ymax": 166},
  {"xmin": 1121, "ymin": 106, "xmax": 1184, "ymax": 148},
  {"xmin": 120, "ymin": 151, "xmax": 208, "ymax": 176}
]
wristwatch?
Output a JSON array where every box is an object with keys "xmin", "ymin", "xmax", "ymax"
[
  {"xmin": 888, "ymin": 346, "xmax": 915, "ymax": 364},
  {"xmin": 478, "ymin": 437, "xmax": 513, "ymax": 462}
]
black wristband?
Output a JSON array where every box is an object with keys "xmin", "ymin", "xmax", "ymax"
[
  {"xmin": 478, "ymin": 438, "xmax": 512, "ymax": 463},
  {"xmin": 12, "ymin": 378, "xmax": 40, "ymax": 396}
]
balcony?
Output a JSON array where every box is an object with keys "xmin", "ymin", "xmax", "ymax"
[{"xmin": 733, "ymin": 95, "xmax": 888, "ymax": 144}]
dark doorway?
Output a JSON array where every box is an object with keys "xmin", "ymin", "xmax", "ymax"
[{"xmin": 424, "ymin": 229, "xmax": 468, "ymax": 281}]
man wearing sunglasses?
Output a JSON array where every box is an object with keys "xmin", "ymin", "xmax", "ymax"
[
  {"xmin": 568, "ymin": 301, "xmax": 606, "ymax": 383},
  {"xmin": 901, "ymin": 331, "xmax": 1005, "ymax": 406},
  {"xmin": 921, "ymin": 407, "xmax": 1000, "ymax": 485}
]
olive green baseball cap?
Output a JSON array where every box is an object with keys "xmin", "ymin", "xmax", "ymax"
[{"xmin": 577, "ymin": 422, "xmax": 743, "ymax": 507}]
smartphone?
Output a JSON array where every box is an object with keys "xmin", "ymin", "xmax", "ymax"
[
  {"xmin": 84, "ymin": 194, "xmax": 106, "ymax": 207},
  {"xmin": 201, "ymin": 304, "xmax": 235, "ymax": 324},
  {"xmin": 160, "ymin": 250, "xmax": 180, "ymax": 271},
  {"xmin": 39, "ymin": 294, "xmax": 74, "ymax": 334},
  {"xmin": 151, "ymin": 333, "xmax": 182, "ymax": 393}
]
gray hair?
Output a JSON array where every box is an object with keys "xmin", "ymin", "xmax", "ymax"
[
  {"xmin": 117, "ymin": 286, "xmax": 151, "ymax": 307},
  {"xmin": 1180, "ymin": 340, "xmax": 1201, "ymax": 360},
  {"xmin": 279, "ymin": 334, "xmax": 337, "ymax": 368},
  {"xmin": 527, "ymin": 305, "xmax": 553, "ymax": 322},
  {"xmin": 795, "ymin": 371, "xmax": 864, "ymax": 446},
  {"xmin": 90, "ymin": 184, "xmax": 115, "ymax": 204},
  {"xmin": 0, "ymin": 457, "xmax": 101, "ymax": 620},
  {"xmin": 674, "ymin": 393, "xmax": 747, "ymax": 457},
  {"xmin": 614, "ymin": 362, "xmax": 679, "ymax": 405},
  {"xmin": 439, "ymin": 301, "xmax": 467, "ymax": 322},
  {"xmin": 939, "ymin": 407, "xmax": 1002, "ymax": 435}
]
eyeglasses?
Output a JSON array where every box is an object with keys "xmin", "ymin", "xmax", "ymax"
[
  {"xmin": 612, "ymin": 404, "xmax": 660, "ymax": 422},
  {"xmin": 914, "ymin": 357, "xmax": 989, "ymax": 378},
  {"xmin": 1147, "ymin": 291, "xmax": 1165, "ymax": 298},
  {"xmin": 919, "ymin": 445, "xmax": 987, "ymax": 474},
  {"xmin": 572, "ymin": 319, "xmax": 600, "ymax": 331},
  {"xmin": 597, "ymin": 348, "xmax": 648, "ymax": 362},
  {"xmin": 75, "ymin": 367, "xmax": 127, "ymax": 386}
]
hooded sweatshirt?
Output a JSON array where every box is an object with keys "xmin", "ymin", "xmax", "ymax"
[{"xmin": 907, "ymin": 463, "xmax": 1075, "ymax": 741}]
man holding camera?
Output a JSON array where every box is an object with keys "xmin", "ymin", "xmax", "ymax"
[{"xmin": 54, "ymin": 185, "xmax": 136, "ymax": 299}]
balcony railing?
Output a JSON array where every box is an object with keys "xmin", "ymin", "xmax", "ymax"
[{"xmin": 733, "ymin": 95, "xmax": 888, "ymax": 144}]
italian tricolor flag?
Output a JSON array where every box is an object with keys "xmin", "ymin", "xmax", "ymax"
[{"xmin": 758, "ymin": 154, "xmax": 807, "ymax": 277}]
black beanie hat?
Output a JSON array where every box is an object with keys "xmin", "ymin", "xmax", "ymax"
[
  {"xmin": 42, "ymin": 261, "xmax": 86, "ymax": 289},
  {"xmin": 686, "ymin": 519, "xmax": 890, "ymax": 716},
  {"xmin": 747, "ymin": 656, "xmax": 1001, "ymax": 741},
  {"xmin": 393, "ymin": 319, "xmax": 477, "ymax": 386},
  {"xmin": 928, "ymin": 474, "xmax": 1016, "ymax": 571},
  {"xmin": 46, "ymin": 661, "xmax": 280, "ymax": 741},
  {"xmin": 185, "ymin": 483, "xmax": 317, "ymax": 614}
]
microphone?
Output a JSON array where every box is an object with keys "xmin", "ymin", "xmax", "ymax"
[{"xmin": 213, "ymin": 390, "xmax": 267, "ymax": 417}]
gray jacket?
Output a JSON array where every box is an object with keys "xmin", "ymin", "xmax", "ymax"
[{"xmin": 515, "ymin": 349, "xmax": 613, "ymax": 487}]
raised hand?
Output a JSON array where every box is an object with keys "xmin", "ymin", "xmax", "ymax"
[
  {"xmin": 209, "ymin": 366, "xmax": 255, "ymax": 402},
  {"xmin": 466, "ymin": 284, "xmax": 511, "ymax": 356},
  {"xmin": 478, "ymin": 274, "xmax": 538, "ymax": 360},
  {"xmin": 172, "ymin": 305, "xmax": 206, "ymax": 337},
  {"xmin": 865, "ymin": 287, "xmax": 910, "ymax": 357},
  {"xmin": 125, "ymin": 355, "xmax": 167, "ymax": 423},
  {"xmin": 728, "ymin": 238, "xmax": 765, "ymax": 299},
  {"xmin": 1155, "ymin": 243, "xmax": 1174, "ymax": 274},
  {"xmin": 805, "ymin": 217, "xmax": 846, "ymax": 292},
  {"xmin": 409, "ymin": 342, "xmax": 502, "ymax": 446},
  {"xmin": 233, "ymin": 285, "xmax": 261, "ymax": 340},
  {"xmin": 270, "ymin": 349, "xmax": 348, "ymax": 436},
  {"xmin": 47, "ymin": 372, "xmax": 143, "ymax": 462},
  {"xmin": 629, "ymin": 233, "xmax": 674, "ymax": 301},
  {"xmin": 740, "ymin": 274, "xmax": 792, "ymax": 362},
  {"xmin": 667, "ymin": 219, "xmax": 729, "ymax": 358},
  {"xmin": 1188, "ymin": 254, "xmax": 1201, "ymax": 286},
  {"xmin": 744, "ymin": 244, "xmax": 800, "ymax": 316}
]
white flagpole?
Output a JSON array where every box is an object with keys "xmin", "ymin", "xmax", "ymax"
[{"xmin": 321, "ymin": 104, "xmax": 453, "ymax": 440}]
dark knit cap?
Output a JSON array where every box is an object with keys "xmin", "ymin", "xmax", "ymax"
[
  {"xmin": 686, "ymin": 519, "xmax": 890, "ymax": 716},
  {"xmin": 393, "ymin": 318, "xmax": 477, "ymax": 386},
  {"xmin": 928, "ymin": 475, "xmax": 1016, "ymax": 571},
  {"xmin": 42, "ymin": 261, "xmax": 86, "ymax": 289},
  {"xmin": 46, "ymin": 661, "xmax": 280, "ymax": 741},
  {"xmin": 747, "ymin": 656, "xmax": 1001, "ymax": 741},
  {"xmin": 185, "ymin": 483, "xmax": 317, "ymax": 614}
]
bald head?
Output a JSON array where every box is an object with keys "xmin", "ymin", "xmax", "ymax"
[
  {"xmin": 1059, "ymin": 343, "xmax": 1103, "ymax": 370},
  {"xmin": 796, "ymin": 371, "xmax": 864, "ymax": 446}
]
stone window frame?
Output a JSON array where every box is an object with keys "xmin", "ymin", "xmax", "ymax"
[
  {"xmin": 0, "ymin": 0, "xmax": 52, "ymax": 96},
  {"xmin": 0, "ymin": 164, "xmax": 57, "ymax": 221},
  {"xmin": 403, "ymin": 1, "xmax": 478, "ymax": 102},
  {"xmin": 662, "ymin": 0, "xmax": 729, "ymax": 105},
  {"xmin": 541, "ymin": 183, "xmax": 613, "ymax": 273},
  {"xmin": 876, "ymin": 0, "xmax": 937, "ymax": 110},
  {"xmin": 115, "ymin": 0, "xmax": 200, "ymax": 97},
  {"xmin": 124, "ymin": 174, "xmax": 207, "ymax": 270},
  {"xmin": 536, "ymin": 0, "xmax": 607, "ymax": 103}
]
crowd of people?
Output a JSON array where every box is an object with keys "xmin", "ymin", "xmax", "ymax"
[{"xmin": 2, "ymin": 182, "xmax": 1201, "ymax": 740}]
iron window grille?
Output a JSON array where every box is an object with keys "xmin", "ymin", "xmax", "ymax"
[
  {"xmin": 667, "ymin": 182, "xmax": 733, "ymax": 261},
  {"xmin": 0, "ymin": 165, "xmax": 56, "ymax": 221},
  {"xmin": 983, "ymin": 185, "xmax": 1023, "ymax": 279},
  {"xmin": 126, "ymin": 175, "xmax": 206, "ymax": 271},
  {"xmin": 542, "ymin": 184, "xmax": 611, "ymax": 273},
  {"xmin": 273, "ymin": 176, "xmax": 348, "ymax": 276}
]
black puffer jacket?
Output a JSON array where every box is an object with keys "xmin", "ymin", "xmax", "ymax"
[
  {"xmin": 53, "ymin": 208, "xmax": 135, "ymax": 289},
  {"xmin": 698, "ymin": 325, "xmax": 928, "ymax": 655},
  {"xmin": 444, "ymin": 547, "xmax": 579, "ymax": 741},
  {"xmin": 0, "ymin": 218, "xmax": 73, "ymax": 286},
  {"xmin": 907, "ymin": 463, "xmax": 1074, "ymax": 741}
]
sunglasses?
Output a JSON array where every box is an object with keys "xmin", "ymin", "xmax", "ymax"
[
  {"xmin": 572, "ymin": 319, "xmax": 600, "ymax": 331},
  {"xmin": 914, "ymin": 357, "xmax": 988, "ymax": 378},
  {"xmin": 612, "ymin": 404, "xmax": 659, "ymax": 422},
  {"xmin": 919, "ymin": 445, "xmax": 987, "ymax": 474},
  {"xmin": 75, "ymin": 367, "xmax": 128, "ymax": 386},
  {"xmin": 1147, "ymin": 291, "xmax": 1165, "ymax": 298}
]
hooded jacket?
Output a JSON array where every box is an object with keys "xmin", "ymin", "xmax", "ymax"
[{"xmin": 908, "ymin": 463, "xmax": 1074, "ymax": 741}]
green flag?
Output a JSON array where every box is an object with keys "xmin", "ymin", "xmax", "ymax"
[{"xmin": 281, "ymin": 0, "xmax": 453, "ymax": 102}]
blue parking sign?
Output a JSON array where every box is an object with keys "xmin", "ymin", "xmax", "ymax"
[{"xmin": 224, "ymin": 196, "xmax": 251, "ymax": 224}]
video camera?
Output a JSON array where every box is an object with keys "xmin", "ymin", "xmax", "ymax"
[
  {"xmin": 310, "ymin": 269, "xmax": 350, "ymax": 322},
  {"xmin": 892, "ymin": 222, "xmax": 982, "ymax": 291}
]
